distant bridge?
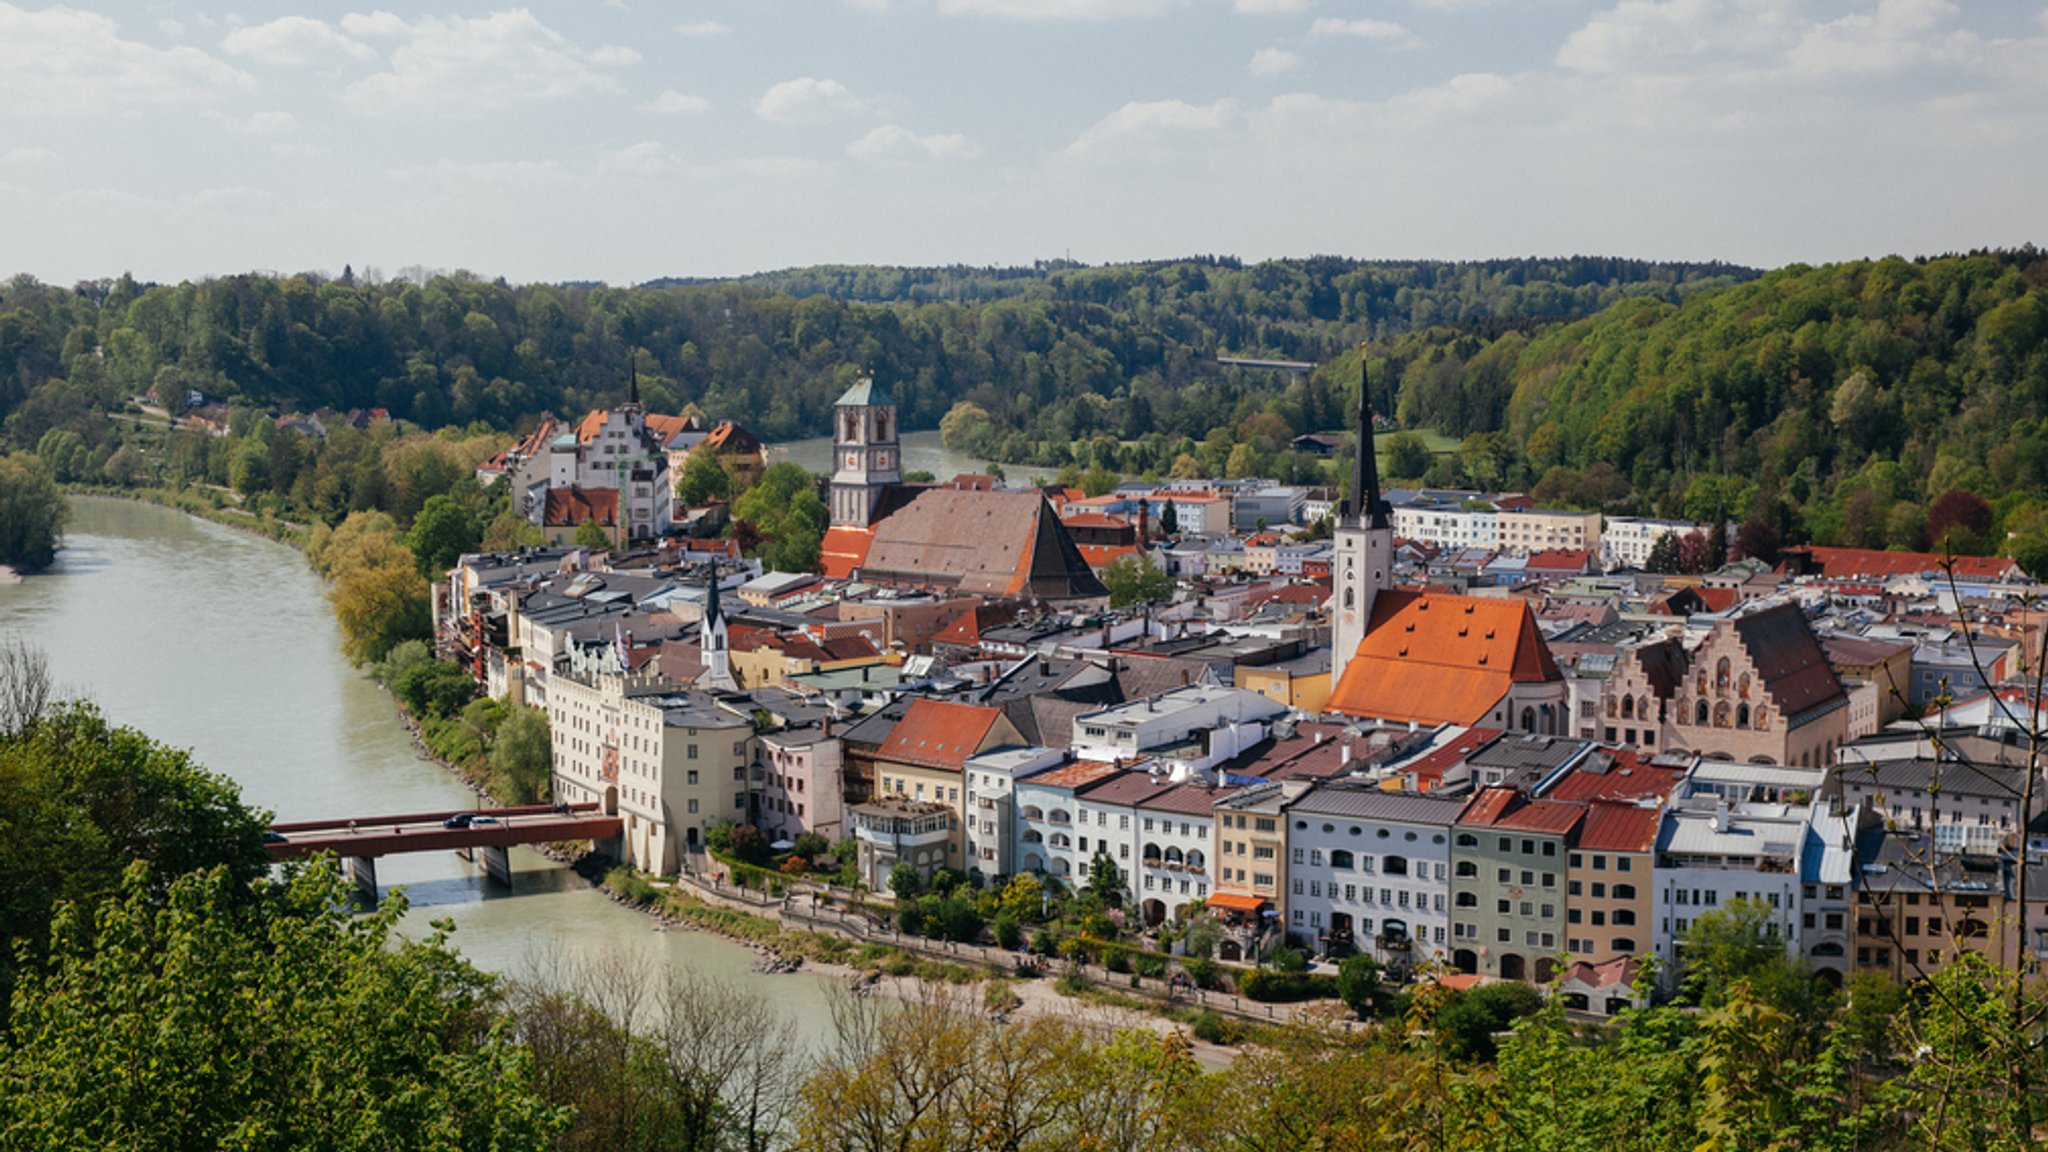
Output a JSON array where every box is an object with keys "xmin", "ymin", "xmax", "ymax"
[
  {"xmin": 1217, "ymin": 356, "xmax": 1317, "ymax": 373},
  {"xmin": 267, "ymin": 803, "xmax": 623, "ymax": 896}
]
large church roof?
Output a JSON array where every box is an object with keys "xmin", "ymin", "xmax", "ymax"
[
  {"xmin": 838, "ymin": 487, "xmax": 1105, "ymax": 600},
  {"xmin": 1327, "ymin": 589, "xmax": 1561, "ymax": 726},
  {"xmin": 834, "ymin": 377, "xmax": 895, "ymax": 407}
]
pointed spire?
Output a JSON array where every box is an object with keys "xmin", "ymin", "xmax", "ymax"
[
  {"xmin": 704, "ymin": 558, "xmax": 721, "ymax": 625},
  {"xmin": 1350, "ymin": 342, "xmax": 1389, "ymax": 530},
  {"xmin": 627, "ymin": 355, "xmax": 640, "ymax": 408}
]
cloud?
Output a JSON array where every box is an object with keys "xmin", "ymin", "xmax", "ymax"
[
  {"xmin": 1555, "ymin": 0, "xmax": 1798, "ymax": 75},
  {"xmin": 1309, "ymin": 16, "xmax": 1421, "ymax": 47},
  {"xmin": 3, "ymin": 147, "xmax": 57, "ymax": 165},
  {"xmin": 937, "ymin": 0, "xmax": 1172, "ymax": 18},
  {"xmin": 1234, "ymin": 0, "xmax": 1311, "ymax": 12},
  {"xmin": 388, "ymin": 158, "xmax": 571, "ymax": 190},
  {"xmin": 846, "ymin": 125, "xmax": 981, "ymax": 162},
  {"xmin": 340, "ymin": 11, "xmax": 638, "ymax": 117},
  {"xmin": 1788, "ymin": 0, "xmax": 1962, "ymax": 77},
  {"xmin": 222, "ymin": 16, "xmax": 375, "ymax": 66},
  {"xmin": 646, "ymin": 89, "xmax": 711, "ymax": 115},
  {"xmin": 208, "ymin": 110, "xmax": 301, "ymax": 135},
  {"xmin": 1248, "ymin": 47, "xmax": 1301, "ymax": 75},
  {"xmin": 603, "ymin": 141, "xmax": 680, "ymax": 174},
  {"xmin": 755, "ymin": 76, "xmax": 865, "ymax": 123},
  {"xmin": 673, "ymin": 20, "xmax": 729, "ymax": 36},
  {"xmin": 1067, "ymin": 98, "xmax": 1237, "ymax": 156},
  {"xmin": 0, "ymin": 3, "xmax": 253, "ymax": 116}
]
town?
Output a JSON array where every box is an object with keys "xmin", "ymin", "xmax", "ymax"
[{"xmin": 427, "ymin": 363, "xmax": 2047, "ymax": 1008}]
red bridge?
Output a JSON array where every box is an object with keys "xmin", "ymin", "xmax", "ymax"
[{"xmin": 267, "ymin": 803, "xmax": 623, "ymax": 894}]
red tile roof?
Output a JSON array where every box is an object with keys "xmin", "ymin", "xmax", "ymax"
[
  {"xmin": 1780, "ymin": 546, "xmax": 2023, "ymax": 582},
  {"xmin": 877, "ymin": 698, "xmax": 1011, "ymax": 772},
  {"xmin": 703, "ymin": 421, "xmax": 763, "ymax": 454},
  {"xmin": 1526, "ymin": 549, "xmax": 1593, "ymax": 573},
  {"xmin": 543, "ymin": 487, "xmax": 617, "ymax": 528},
  {"xmin": 1399, "ymin": 727, "xmax": 1502, "ymax": 791},
  {"xmin": 1542, "ymin": 748, "xmax": 1685, "ymax": 804},
  {"xmin": 1327, "ymin": 590, "xmax": 1562, "ymax": 726},
  {"xmin": 1575, "ymin": 800, "xmax": 1662, "ymax": 854}
]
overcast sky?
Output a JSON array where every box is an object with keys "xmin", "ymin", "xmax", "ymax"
[{"xmin": 2, "ymin": 0, "xmax": 2043, "ymax": 286}]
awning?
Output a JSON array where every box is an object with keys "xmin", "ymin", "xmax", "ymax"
[{"xmin": 1205, "ymin": 892, "xmax": 1267, "ymax": 913}]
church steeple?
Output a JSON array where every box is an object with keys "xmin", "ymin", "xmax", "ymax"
[
  {"xmin": 700, "ymin": 558, "xmax": 735, "ymax": 691},
  {"xmin": 627, "ymin": 357, "xmax": 640, "ymax": 408},
  {"xmin": 1349, "ymin": 343, "xmax": 1389, "ymax": 530},
  {"xmin": 829, "ymin": 372, "xmax": 901, "ymax": 529}
]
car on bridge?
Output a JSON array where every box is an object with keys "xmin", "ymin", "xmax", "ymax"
[
  {"xmin": 443, "ymin": 813, "xmax": 477, "ymax": 829},
  {"xmin": 469, "ymin": 815, "xmax": 501, "ymax": 827}
]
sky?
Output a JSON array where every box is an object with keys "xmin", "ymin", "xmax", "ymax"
[{"xmin": 1, "ymin": 0, "xmax": 2044, "ymax": 286}]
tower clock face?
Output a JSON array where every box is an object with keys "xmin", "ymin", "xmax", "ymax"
[
  {"xmin": 878, "ymin": 451, "xmax": 891, "ymax": 469},
  {"xmin": 846, "ymin": 453, "xmax": 859, "ymax": 468}
]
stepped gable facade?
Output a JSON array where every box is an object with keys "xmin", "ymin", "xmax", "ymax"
[{"xmin": 817, "ymin": 376, "xmax": 1105, "ymax": 601}]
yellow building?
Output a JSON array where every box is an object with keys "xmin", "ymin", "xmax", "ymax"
[
  {"xmin": 1235, "ymin": 652, "xmax": 1333, "ymax": 714},
  {"xmin": 870, "ymin": 698, "xmax": 1024, "ymax": 869}
]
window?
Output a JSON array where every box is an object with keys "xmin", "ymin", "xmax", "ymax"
[
  {"xmin": 1613, "ymin": 883, "xmax": 1635, "ymax": 900},
  {"xmin": 1384, "ymin": 856, "xmax": 1409, "ymax": 876},
  {"xmin": 1456, "ymin": 861, "xmax": 1478, "ymax": 878},
  {"xmin": 687, "ymin": 770, "xmax": 699, "ymax": 785},
  {"xmin": 1613, "ymin": 909, "xmax": 1636, "ymax": 926},
  {"xmin": 1568, "ymin": 880, "xmax": 1583, "ymax": 896}
]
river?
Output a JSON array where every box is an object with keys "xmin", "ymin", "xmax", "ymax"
[
  {"xmin": 769, "ymin": 429, "xmax": 1058, "ymax": 486},
  {"xmin": 0, "ymin": 496, "xmax": 846, "ymax": 1044}
]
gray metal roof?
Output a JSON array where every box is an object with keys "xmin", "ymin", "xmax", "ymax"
[{"xmin": 1287, "ymin": 782, "xmax": 1467, "ymax": 826}]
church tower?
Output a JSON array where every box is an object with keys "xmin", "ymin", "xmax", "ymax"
[
  {"xmin": 1331, "ymin": 345, "xmax": 1396, "ymax": 690},
  {"xmin": 829, "ymin": 374, "xmax": 901, "ymax": 528},
  {"xmin": 700, "ymin": 560, "xmax": 736, "ymax": 691}
]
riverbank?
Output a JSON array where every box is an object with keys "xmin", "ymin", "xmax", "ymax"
[{"xmin": 60, "ymin": 485, "xmax": 308, "ymax": 549}]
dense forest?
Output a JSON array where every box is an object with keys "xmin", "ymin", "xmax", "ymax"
[
  {"xmin": 0, "ymin": 256, "xmax": 1746, "ymax": 452},
  {"xmin": 8, "ymin": 249, "xmax": 2048, "ymax": 561}
]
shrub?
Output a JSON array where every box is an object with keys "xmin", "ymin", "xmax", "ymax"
[
  {"xmin": 1192, "ymin": 1011, "xmax": 1245, "ymax": 1045},
  {"xmin": 1133, "ymin": 952, "xmax": 1169, "ymax": 979},
  {"xmin": 992, "ymin": 912, "xmax": 1023, "ymax": 950},
  {"xmin": 1239, "ymin": 968, "xmax": 1337, "ymax": 1003},
  {"xmin": 1055, "ymin": 970, "xmax": 1090, "ymax": 996},
  {"xmin": 1183, "ymin": 956, "xmax": 1222, "ymax": 990},
  {"xmin": 897, "ymin": 904, "xmax": 925, "ymax": 936},
  {"xmin": 1271, "ymin": 946, "xmax": 1309, "ymax": 974},
  {"xmin": 984, "ymin": 979, "xmax": 1021, "ymax": 1014},
  {"xmin": 1101, "ymin": 942, "xmax": 1131, "ymax": 973},
  {"xmin": 1031, "ymin": 929, "xmax": 1057, "ymax": 956}
]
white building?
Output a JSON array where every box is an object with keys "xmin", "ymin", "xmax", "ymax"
[
  {"xmin": 547, "ymin": 671, "xmax": 753, "ymax": 873},
  {"xmin": 1014, "ymin": 761, "xmax": 1124, "ymax": 885},
  {"xmin": 1392, "ymin": 504, "xmax": 1499, "ymax": 552},
  {"xmin": 1601, "ymin": 517, "xmax": 1708, "ymax": 571},
  {"xmin": 1652, "ymin": 798, "xmax": 1812, "ymax": 978},
  {"xmin": 1283, "ymin": 783, "xmax": 1465, "ymax": 973},
  {"xmin": 962, "ymin": 746, "xmax": 1065, "ymax": 883},
  {"xmin": 1069, "ymin": 684, "xmax": 1285, "ymax": 764}
]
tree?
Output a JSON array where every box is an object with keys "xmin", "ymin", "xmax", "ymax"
[
  {"xmin": 1679, "ymin": 898, "xmax": 1813, "ymax": 1011},
  {"xmin": 1086, "ymin": 852, "xmax": 1125, "ymax": 908},
  {"xmin": 405, "ymin": 493, "xmax": 480, "ymax": 580},
  {"xmin": 1644, "ymin": 532, "xmax": 1681, "ymax": 574},
  {"xmin": 0, "ymin": 454, "xmax": 66, "ymax": 571},
  {"xmin": 1432, "ymin": 981, "xmax": 1543, "ymax": 1062},
  {"xmin": 0, "ymin": 701, "xmax": 273, "ymax": 1023},
  {"xmin": 0, "ymin": 865, "xmax": 567, "ymax": 1150},
  {"xmin": 1677, "ymin": 529, "xmax": 1712, "ymax": 575},
  {"xmin": 1156, "ymin": 500, "xmax": 1180, "ymax": 535},
  {"xmin": 490, "ymin": 705, "xmax": 552, "ymax": 804},
  {"xmin": 1384, "ymin": 431, "xmax": 1431, "ymax": 479},
  {"xmin": 480, "ymin": 508, "xmax": 546, "ymax": 551},
  {"xmin": 888, "ymin": 861, "xmax": 923, "ymax": 902},
  {"xmin": 1732, "ymin": 519, "xmax": 1780, "ymax": 565},
  {"xmin": 1927, "ymin": 488, "xmax": 1994, "ymax": 554},
  {"xmin": 675, "ymin": 446, "xmax": 733, "ymax": 508},
  {"xmin": 330, "ymin": 552, "xmax": 431, "ymax": 667},
  {"xmin": 1335, "ymin": 953, "xmax": 1381, "ymax": 1018},
  {"xmin": 573, "ymin": 518, "xmax": 612, "ymax": 549},
  {"xmin": 1101, "ymin": 553, "xmax": 1172, "ymax": 608},
  {"xmin": 730, "ymin": 462, "xmax": 827, "ymax": 573}
]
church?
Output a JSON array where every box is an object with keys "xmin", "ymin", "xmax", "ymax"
[
  {"xmin": 817, "ymin": 378, "xmax": 1106, "ymax": 601},
  {"xmin": 1325, "ymin": 352, "xmax": 1568, "ymax": 734}
]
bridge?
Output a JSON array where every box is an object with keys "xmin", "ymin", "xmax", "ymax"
[{"xmin": 267, "ymin": 803, "xmax": 624, "ymax": 897}]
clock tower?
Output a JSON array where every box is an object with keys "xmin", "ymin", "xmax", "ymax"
[
  {"xmin": 1331, "ymin": 344, "xmax": 1395, "ymax": 690},
  {"xmin": 829, "ymin": 374, "xmax": 902, "ymax": 528}
]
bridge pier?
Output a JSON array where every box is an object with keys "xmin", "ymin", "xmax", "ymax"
[
  {"xmin": 480, "ymin": 844, "xmax": 512, "ymax": 887},
  {"xmin": 344, "ymin": 856, "xmax": 377, "ymax": 902}
]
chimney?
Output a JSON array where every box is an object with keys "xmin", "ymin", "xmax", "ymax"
[{"xmin": 1340, "ymin": 742, "xmax": 1352, "ymax": 767}]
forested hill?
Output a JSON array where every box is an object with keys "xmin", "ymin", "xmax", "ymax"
[
  {"xmin": 0, "ymin": 256, "xmax": 1747, "ymax": 452},
  {"xmin": 1369, "ymin": 248, "xmax": 2048, "ymax": 553}
]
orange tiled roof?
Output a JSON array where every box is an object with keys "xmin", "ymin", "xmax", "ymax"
[
  {"xmin": 1327, "ymin": 590, "xmax": 1561, "ymax": 726},
  {"xmin": 1575, "ymin": 800, "xmax": 1663, "ymax": 853},
  {"xmin": 1079, "ymin": 543, "xmax": 1142, "ymax": 571},
  {"xmin": 818, "ymin": 525, "xmax": 876, "ymax": 580},
  {"xmin": 877, "ymin": 698, "xmax": 1008, "ymax": 772},
  {"xmin": 704, "ymin": 421, "xmax": 763, "ymax": 454}
]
